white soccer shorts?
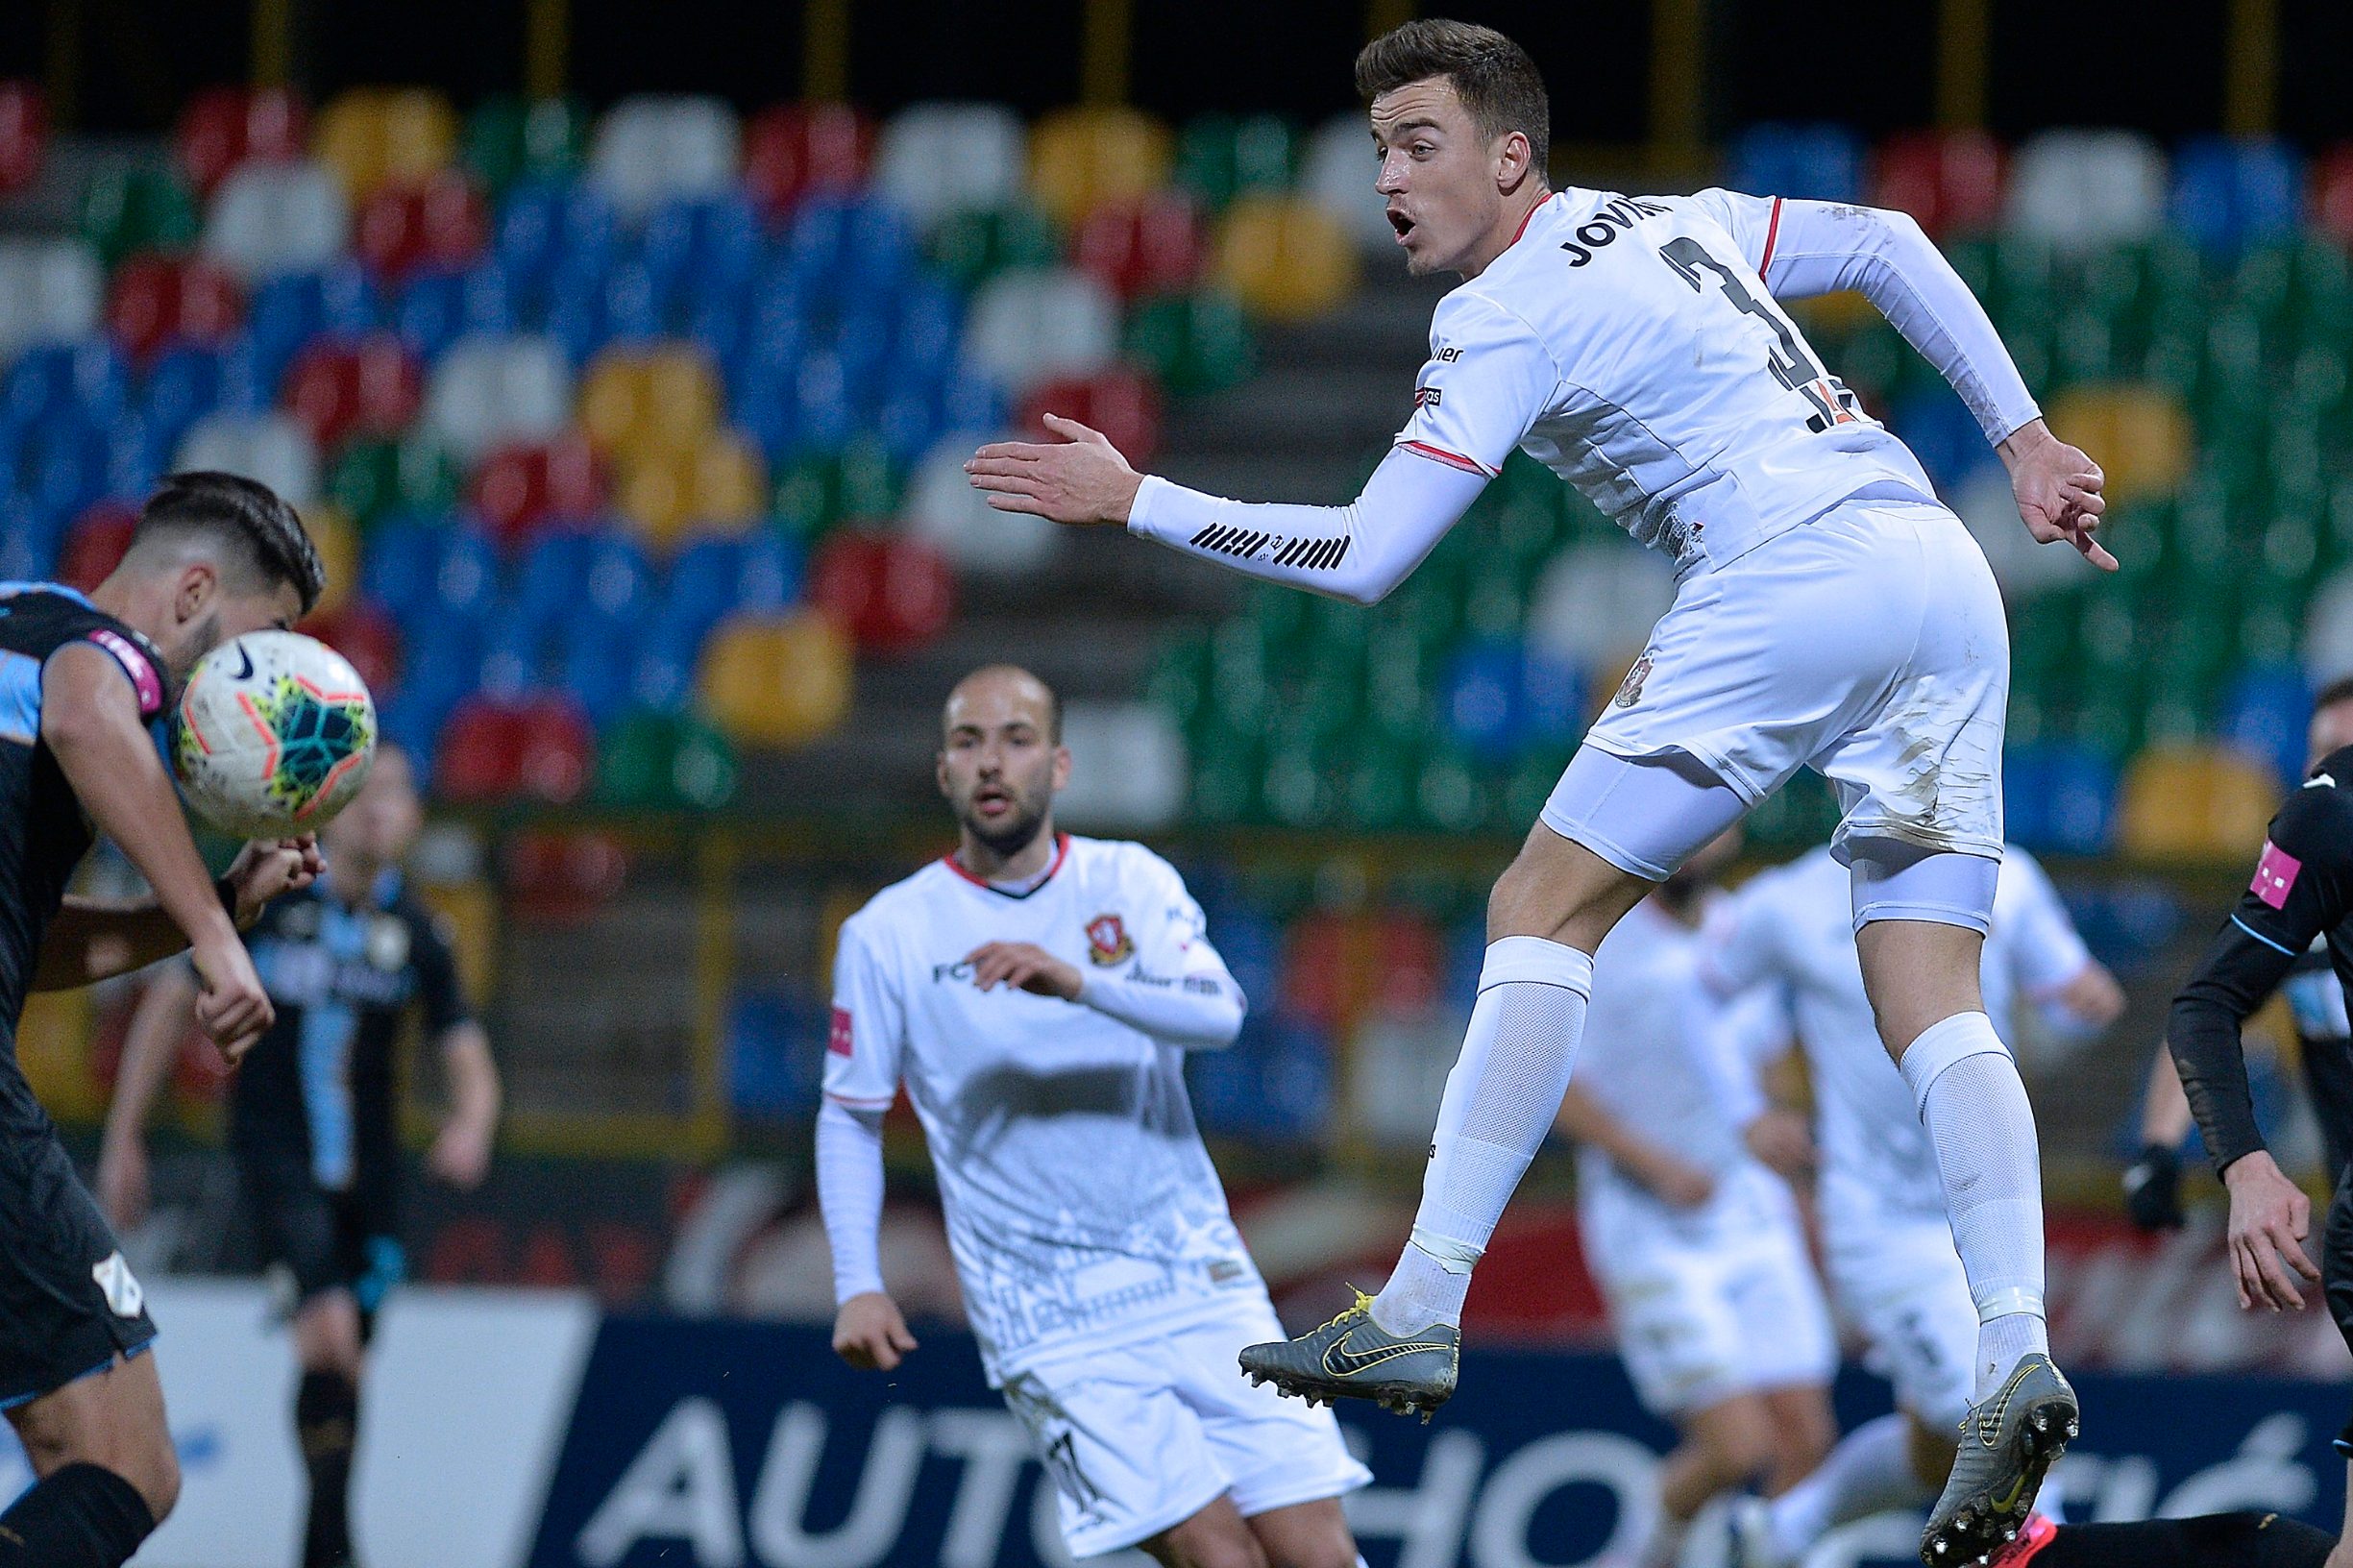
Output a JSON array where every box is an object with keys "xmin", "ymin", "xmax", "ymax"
[
  {"xmin": 999, "ymin": 1298, "xmax": 1372, "ymax": 1558},
  {"xmin": 1581, "ymin": 1163, "xmax": 1838, "ymax": 1419},
  {"xmin": 1551, "ymin": 496, "xmax": 2008, "ymax": 873},
  {"xmin": 1820, "ymin": 1200, "xmax": 1978, "ymax": 1433}
]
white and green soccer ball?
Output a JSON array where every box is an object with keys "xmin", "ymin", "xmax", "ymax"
[{"xmin": 171, "ymin": 629, "xmax": 378, "ymax": 838}]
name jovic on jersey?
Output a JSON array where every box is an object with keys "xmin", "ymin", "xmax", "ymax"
[{"xmin": 823, "ymin": 835, "xmax": 1259, "ymax": 1383}]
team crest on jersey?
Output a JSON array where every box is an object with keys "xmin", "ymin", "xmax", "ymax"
[
  {"xmin": 1614, "ymin": 652, "xmax": 1654, "ymax": 709},
  {"xmin": 92, "ymin": 1251, "xmax": 143, "ymax": 1319},
  {"xmin": 365, "ymin": 914, "xmax": 410, "ymax": 972},
  {"xmin": 1086, "ymin": 915, "xmax": 1134, "ymax": 967}
]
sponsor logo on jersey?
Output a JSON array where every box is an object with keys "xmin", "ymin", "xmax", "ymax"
[
  {"xmin": 2253, "ymin": 840, "xmax": 2302, "ymax": 909},
  {"xmin": 2308, "ymin": 772, "xmax": 2336, "ymax": 789},
  {"xmin": 828, "ymin": 1006, "xmax": 854, "ymax": 1057},
  {"xmin": 1556, "ymin": 195, "xmax": 1674, "ymax": 266},
  {"xmin": 1086, "ymin": 915, "xmax": 1133, "ymax": 967},
  {"xmin": 1613, "ymin": 652, "xmax": 1654, "ymax": 709},
  {"xmin": 86, "ymin": 627, "xmax": 164, "ymax": 716},
  {"xmin": 1413, "ymin": 384, "xmax": 1442, "ymax": 409},
  {"xmin": 1434, "ymin": 345, "xmax": 1462, "ymax": 363},
  {"xmin": 92, "ymin": 1251, "xmax": 144, "ymax": 1319}
]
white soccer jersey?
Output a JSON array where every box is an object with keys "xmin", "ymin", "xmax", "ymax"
[
  {"xmin": 1573, "ymin": 898, "xmax": 1782, "ymax": 1209},
  {"xmin": 1706, "ymin": 845, "xmax": 2096, "ymax": 1227},
  {"xmin": 1396, "ymin": 188, "xmax": 1940, "ymax": 570},
  {"xmin": 823, "ymin": 834, "xmax": 1259, "ymax": 1383}
]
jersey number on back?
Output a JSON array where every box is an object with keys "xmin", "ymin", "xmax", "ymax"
[{"xmin": 1656, "ymin": 236, "xmax": 1861, "ymax": 433}]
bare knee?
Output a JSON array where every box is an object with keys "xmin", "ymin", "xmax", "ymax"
[
  {"xmin": 1854, "ymin": 919, "xmax": 1987, "ymax": 1056},
  {"xmin": 8, "ymin": 1357, "xmax": 181, "ymax": 1524},
  {"xmin": 1486, "ymin": 824, "xmax": 1652, "ymax": 948},
  {"xmin": 294, "ymin": 1291, "xmax": 366, "ymax": 1381},
  {"xmin": 1148, "ymin": 1502, "xmax": 1270, "ymax": 1568},
  {"xmin": 1248, "ymin": 1500, "xmax": 1356, "ymax": 1568}
]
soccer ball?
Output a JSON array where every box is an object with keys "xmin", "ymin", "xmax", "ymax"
[{"xmin": 171, "ymin": 630, "xmax": 378, "ymax": 839}]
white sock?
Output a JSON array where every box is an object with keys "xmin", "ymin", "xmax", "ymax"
[
  {"xmin": 1370, "ymin": 937, "xmax": 1592, "ymax": 1336},
  {"xmin": 1899, "ymin": 1011, "xmax": 2052, "ymax": 1404},
  {"xmin": 1769, "ymin": 1414, "xmax": 1932, "ymax": 1559}
]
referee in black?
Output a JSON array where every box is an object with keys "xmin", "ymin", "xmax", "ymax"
[
  {"xmin": 2166, "ymin": 675, "xmax": 2353, "ymax": 1568},
  {"xmin": 0, "ymin": 472, "xmax": 324, "ymax": 1568},
  {"xmin": 102, "ymin": 743, "xmax": 498, "ymax": 1568}
]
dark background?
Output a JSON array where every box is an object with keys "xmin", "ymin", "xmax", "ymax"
[{"xmin": 0, "ymin": 0, "xmax": 2341, "ymax": 148}]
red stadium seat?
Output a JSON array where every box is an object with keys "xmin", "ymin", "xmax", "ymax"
[
  {"xmin": 1369, "ymin": 911, "xmax": 1443, "ymax": 1013},
  {"xmin": 283, "ymin": 333, "xmax": 423, "ymax": 450},
  {"xmin": 298, "ymin": 600, "xmax": 402, "ymax": 699},
  {"xmin": 1070, "ymin": 193, "xmax": 1206, "ymax": 300},
  {"xmin": 470, "ymin": 433, "xmax": 604, "ymax": 549},
  {"xmin": 58, "ymin": 503, "xmax": 136, "ymax": 593},
  {"xmin": 354, "ymin": 172, "xmax": 488, "ymax": 282},
  {"xmin": 175, "ymin": 86, "xmax": 307, "ymax": 197},
  {"xmin": 435, "ymin": 697, "xmax": 528, "ymax": 803},
  {"xmin": 503, "ymin": 830, "xmax": 628, "ymax": 924},
  {"xmin": 1017, "ymin": 368, "xmax": 1164, "ymax": 466},
  {"xmin": 104, "ymin": 255, "xmax": 243, "ymax": 361},
  {"xmin": 0, "ymin": 81, "xmax": 47, "ymax": 198},
  {"xmin": 513, "ymin": 695, "xmax": 595, "ymax": 804},
  {"xmin": 744, "ymin": 103, "xmax": 873, "ymax": 219},
  {"xmin": 809, "ymin": 531, "xmax": 956, "ymax": 653},
  {"xmin": 2314, "ymin": 146, "xmax": 2353, "ymax": 246},
  {"xmin": 1870, "ymin": 130, "xmax": 2004, "ymax": 238},
  {"xmin": 1278, "ymin": 912, "xmax": 1350, "ymax": 1029}
]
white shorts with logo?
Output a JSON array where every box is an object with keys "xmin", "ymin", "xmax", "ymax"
[
  {"xmin": 1820, "ymin": 1191, "xmax": 1977, "ymax": 1433},
  {"xmin": 1000, "ymin": 1297, "xmax": 1372, "ymax": 1558},
  {"xmin": 1581, "ymin": 1161, "xmax": 1837, "ymax": 1418},
  {"xmin": 1552, "ymin": 497, "xmax": 2008, "ymax": 870}
]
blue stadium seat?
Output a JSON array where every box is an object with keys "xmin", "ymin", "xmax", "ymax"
[
  {"xmin": 5, "ymin": 341, "xmax": 130, "ymax": 424},
  {"xmin": 725, "ymin": 985, "xmax": 825, "ymax": 1120},
  {"xmin": 2003, "ymin": 742, "xmax": 2118, "ymax": 855},
  {"xmin": 600, "ymin": 257, "xmax": 668, "ymax": 346},
  {"xmin": 1893, "ymin": 384, "xmax": 1996, "ymax": 493},
  {"xmin": 1521, "ymin": 649, "xmax": 1585, "ymax": 740},
  {"xmin": 140, "ymin": 345, "xmax": 225, "ymax": 446},
  {"xmin": 0, "ymin": 496, "xmax": 62, "ymax": 580},
  {"xmin": 477, "ymin": 608, "xmax": 544, "ymax": 700},
  {"xmin": 580, "ymin": 531, "xmax": 653, "ymax": 621},
  {"xmin": 542, "ymin": 257, "xmax": 607, "ymax": 364},
  {"xmin": 1727, "ymin": 122, "xmax": 1863, "ymax": 203},
  {"xmin": 665, "ymin": 534, "xmax": 747, "ymax": 630},
  {"xmin": 793, "ymin": 352, "xmax": 855, "ymax": 453},
  {"xmin": 23, "ymin": 411, "xmax": 110, "ymax": 518},
  {"xmin": 558, "ymin": 626, "xmax": 635, "ymax": 727},
  {"xmin": 104, "ymin": 409, "xmax": 169, "ymax": 503},
  {"xmin": 2169, "ymin": 135, "xmax": 2304, "ymax": 256},
  {"xmin": 513, "ymin": 528, "xmax": 594, "ymax": 644},
  {"xmin": 394, "ymin": 260, "xmax": 517, "ymax": 362},
  {"xmin": 1439, "ymin": 639, "xmax": 1526, "ymax": 762},
  {"xmin": 359, "ymin": 517, "xmax": 445, "ymax": 617},
  {"xmin": 2218, "ymin": 663, "xmax": 2311, "ymax": 788},
  {"xmin": 780, "ymin": 195, "xmax": 850, "ymax": 298},
  {"xmin": 214, "ymin": 334, "xmax": 278, "ymax": 413},
  {"xmin": 495, "ymin": 179, "xmax": 617, "ymax": 295},
  {"xmin": 875, "ymin": 387, "xmax": 939, "ymax": 463},
  {"xmin": 432, "ymin": 525, "xmax": 502, "ymax": 618}
]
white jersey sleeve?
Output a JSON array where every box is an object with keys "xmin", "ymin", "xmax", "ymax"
[
  {"xmin": 1395, "ymin": 287, "xmax": 1562, "ymax": 478},
  {"xmin": 1682, "ymin": 188, "xmax": 2042, "ymax": 448},
  {"xmin": 823, "ymin": 913, "xmax": 905, "ymax": 1110},
  {"xmin": 1993, "ymin": 846, "xmax": 2096, "ymax": 1000},
  {"xmin": 1073, "ymin": 850, "xmax": 1246, "ymax": 1049}
]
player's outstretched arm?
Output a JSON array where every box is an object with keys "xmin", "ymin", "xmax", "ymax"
[
  {"xmin": 40, "ymin": 643, "xmax": 285, "ymax": 1058},
  {"xmin": 35, "ymin": 835, "xmax": 321, "ymax": 992},
  {"xmin": 94, "ymin": 962, "xmax": 201, "ymax": 1233},
  {"xmin": 1736, "ymin": 196, "xmax": 2114, "ymax": 568},
  {"xmin": 968, "ymin": 419, "xmax": 1490, "ymax": 606}
]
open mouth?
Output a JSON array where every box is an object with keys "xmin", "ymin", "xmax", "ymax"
[
  {"xmin": 973, "ymin": 785, "xmax": 1014, "ymax": 817},
  {"xmin": 1388, "ymin": 209, "xmax": 1415, "ymax": 244}
]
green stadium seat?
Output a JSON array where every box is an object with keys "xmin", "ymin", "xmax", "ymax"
[
  {"xmin": 1174, "ymin": 113, "xmax": 1297, "ymax": 210},
  {"xmin": 1120, "ymin": 290, "xmax": 1255, "ymax": 396},
  {"xmin": 925, "ymin": 206, "xmax": 1060, "ymax": 292},
  {"xmin": 80, "ymin": 167, "xmax": 199, "ymax": 267},
  {"xmin": 464, "ymin": 95, "xmax": 587, "ymax": 193}
]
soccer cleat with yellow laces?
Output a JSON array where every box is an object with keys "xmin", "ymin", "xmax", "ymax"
[{"xmin": 1237, "ymin": 1289, "xmax": 1459, "ymax": 1422}]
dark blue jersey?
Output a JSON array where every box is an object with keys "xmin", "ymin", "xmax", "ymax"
[
  {"xmin": 0, "ymin": 582, "xmax": 166, "ymax": 1037},
  {"xmin": 233, "ymin": 869, "xmax": 472, "ymax": 1205}
]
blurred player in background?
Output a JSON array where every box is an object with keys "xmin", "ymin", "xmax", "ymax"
[
  {"xmin": 1707, "ymin": 841, "xmax": 2120, "ymax": 1568},
  {"xmin": 1552, "ymin": 831, "xmax": 1836, "ymax": 1568},
  {"xmin": 0, "ymin": 471, "xmax": 322, "ymax": 1568},
  {"xmin": 820, "ymin": 666, "xmax": 1367, "ymax": 1568},
  {"xmin": 2164, "ymin": 681, "xmax": 2353, "ymax": 1568},
  {"xmin": 2124, "ymin": 679, "xmax": 2353, "ymax": 1233},
  {"xmin": 969, "ymin": 19, "xmax": 2109, "ymax": 1556},
  {"xmin": 99, "ymin": 744, "xmax": 499, "ymax": 1568}
]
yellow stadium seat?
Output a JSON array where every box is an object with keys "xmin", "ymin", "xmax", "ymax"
[
  {"xmin": 2117, "ymin": 744, "xmax": 2278, "ymax": 863},
  {"xmin": 2044, "ymin": 384, "xmax": 2191, "ymax": 503},
  {"xmin": 314, "ymin": 87, "xmax": 457, "ymax": 199},
  {"xmin": 579, "ymin": 345, "xmax": 722, "ymax": 463},
  {"xmin": 699, "ymin": 612, "xmax": 852, "ymax": 747},
  {"xmin": 420, "ymin": 877, "xmax": 498, "ymax": 1001},
  {"xmin": 614, "ymin": 450, "xmax": 694, "ymax": 548},
  {"xmin": 614, "ymin": 430, "xmax": 764, "ymax": 551},
  {"xmin": 1028, "ymin": 108, "xmax": 1172, "ymax": 227},
  {"xmin": 14, "ymin": 991, "xmax": 94, "ymax": 1121},
  {"xmin": 688, "ymin": 432, "xmax": 765, "ymax": 529},
  {"xmin": 1214, "ymin": 195, "xmax": 1358, "ymax": 322},
  {"xmin": 303, "ymin": 502, "xmax": 359, "ymax": 618}
]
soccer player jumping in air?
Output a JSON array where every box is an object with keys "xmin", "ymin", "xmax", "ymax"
[
  {"xmin": 0, "ymin": 471, "xmax": 324, "ymax": 1568},
  {"xmin": 968, "ymin": 21, "xmax": 2108, "ymax": 1563}
]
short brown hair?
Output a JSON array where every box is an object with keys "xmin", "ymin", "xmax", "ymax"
[{"xmin": 1355, "ymin": 18, "xmax": 1551, "ymax": 177}]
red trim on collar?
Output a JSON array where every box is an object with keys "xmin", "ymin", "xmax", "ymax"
[
  {"xmin": 1758, "ymin": 196, "xmax": 1784, "ymax": 275},
  {"xmin": 941, "ymin": 832, "xmax": 1070, "ymax": 893},
  {"xmin": 1508, "ymin": 198, "xmax": 1543, "ymax": 247}
]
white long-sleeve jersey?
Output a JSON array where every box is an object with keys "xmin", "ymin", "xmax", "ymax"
[
  {"xmin": 1128, "ymin": 189, "xmax": 2040, "ymax": 602},
  {"xmin": 818, "ymin": 834, "xmax": 1256, "ymax": 1384}
]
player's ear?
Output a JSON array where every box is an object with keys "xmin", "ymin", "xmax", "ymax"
[
  {"xmin": 1050, "ymin": 745, "xmax": 1072, "ymax": 794},
  {"xmin": 1496, "ymin": 130, "xmax": 1532, "ymax": 192},
  {"xmin": 935, "ymin": 749, "xmax": 953, "ymax": 801},
  {"xmin": 173, "ymin": 559, "xmax": 218, "ymax": 625}
]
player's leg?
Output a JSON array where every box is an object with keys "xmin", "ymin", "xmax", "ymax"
[
  {"xmin": 1758, "ymin": 1384, "xmax": 1838, "ymax": 1495},
  {"xmin": 1140, "ymin": 1496, "xmax": 1270, "ymax": 1568},
  {"xmin": 0, "ymin": 1355, "xmax": 177, "ymax": 1568},
  {"xmin": 1653, "ymin": 1393, "xmax": 1777, "ymax": 1567},
  {"xmin": 293, "ymin": 1290, "xmax": 365, "ymax": 1568},
  {"xmin": 1238, "ymin": 1500, "xmax": 1356, "ymax": 1568}
]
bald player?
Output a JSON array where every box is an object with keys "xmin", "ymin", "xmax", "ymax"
[{"xmin": 817, "ymin": 666, "xmax": 1368, "ymax": 1568}]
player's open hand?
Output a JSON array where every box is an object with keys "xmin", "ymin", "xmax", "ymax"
[
  {"xmin": 1644, "ymin": 1154, "xmax": 1717, "ymax": 1209},
  {"xmin": 224, "ymin": 835, "xmax": 324, "ymax": 928},
  {"xmin": 1743, "ymin": 1108, "xmax": 1817, "ymax": 1184},
  {"xmin": 966, "ymin": 415, "xmax": 1144, "ymax": 527},
  {"xmin": 191, "ymin": 933, "xmax": 274, "ymax": 1065},
  {"xmin": 1998, "ymin": 418, "xmax": 2115, "ymax": 570},
  {"xmin": 834, "ymin": 1291, "xmax": 919, "ymax": 1371},
  {"xmin": 429, "ymin": 1116, "xmax": 495, "ymax": 1189},
  {"xmin": 965, "ymin": 941, "xmax": 1083, "ymax": 1002},
  {"xmin": 2222, "ymin": 1149, "xmax": 2321, "ymax": 1311}
]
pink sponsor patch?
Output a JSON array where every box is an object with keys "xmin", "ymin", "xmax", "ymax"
[
  {"xmin": 828, "ymin": 1005, "xmax": 854, "ymax": 1057},
  {"xmin": 85, "ymin": 628, "xmax": 162, "ymax": 717},
  {"xmin": 2252, "ymin": 840, "xmax": 2302, "ymax": 910}
]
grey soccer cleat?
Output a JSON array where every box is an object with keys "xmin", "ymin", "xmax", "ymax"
[
  {"xmin": 1921, "ymin": 1355, "xmax": 2079, "ymax": 1567},
  {"xmin": 1238, "ymin": 1288, "xmax": 1459, "ymax": 1422}
]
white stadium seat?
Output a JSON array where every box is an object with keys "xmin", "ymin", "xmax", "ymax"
[
  {"xmin": 0, "ymin": 238, "xmax": 102, "ymax": 364},
  {"xmin": 961, "ymin": 267, "xmax": 1118, "ymax": 394},
  {"xmin": 202, "ymin": 159, "xmax": 352, "ymax": 282},
  {"xmin": 422, "ymin": 333, "xmax": 574, "ymax": 461},
  {"xmin": 588, "ymin": 95, "xmax": 742, "ymax": 220},
  {"xmin": 901, "ymin": 431, "xmax": 1060, "ymax": 575},
  {"xmin": 1053, "ymin": 700, "xmax": 1187, "ymax": 831},
  {"xmin": 175, "ymin": 410, "xmax": 322, "ymax": 507},
  {"xmin": 1299, "ymin": 112, "xmax": 1400, "ymax": 255},
  {"xmin": 873, "ymin": 102, "xmax": 1027, "ymax": 231},
  {"xmin": 2005, "ymin": 130, "xmax": 2168, "ymax": 250},
  {"xmin": 1525, "ymin": 538, "xmax": 1677, "ymax": 671}
]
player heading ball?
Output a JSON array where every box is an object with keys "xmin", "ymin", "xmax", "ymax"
[{"xmin": 970, "ymin": 18, "xmax": 2111, "ymax": 1564}]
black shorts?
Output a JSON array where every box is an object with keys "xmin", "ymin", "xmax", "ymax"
[
  {"xmin": 0, "ymin": 1065, "xmax": 156, "ymax": 1409},
  {"xmin": 235, "ymin": 1151, "xmax": 404, "ymax": 1336}
]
